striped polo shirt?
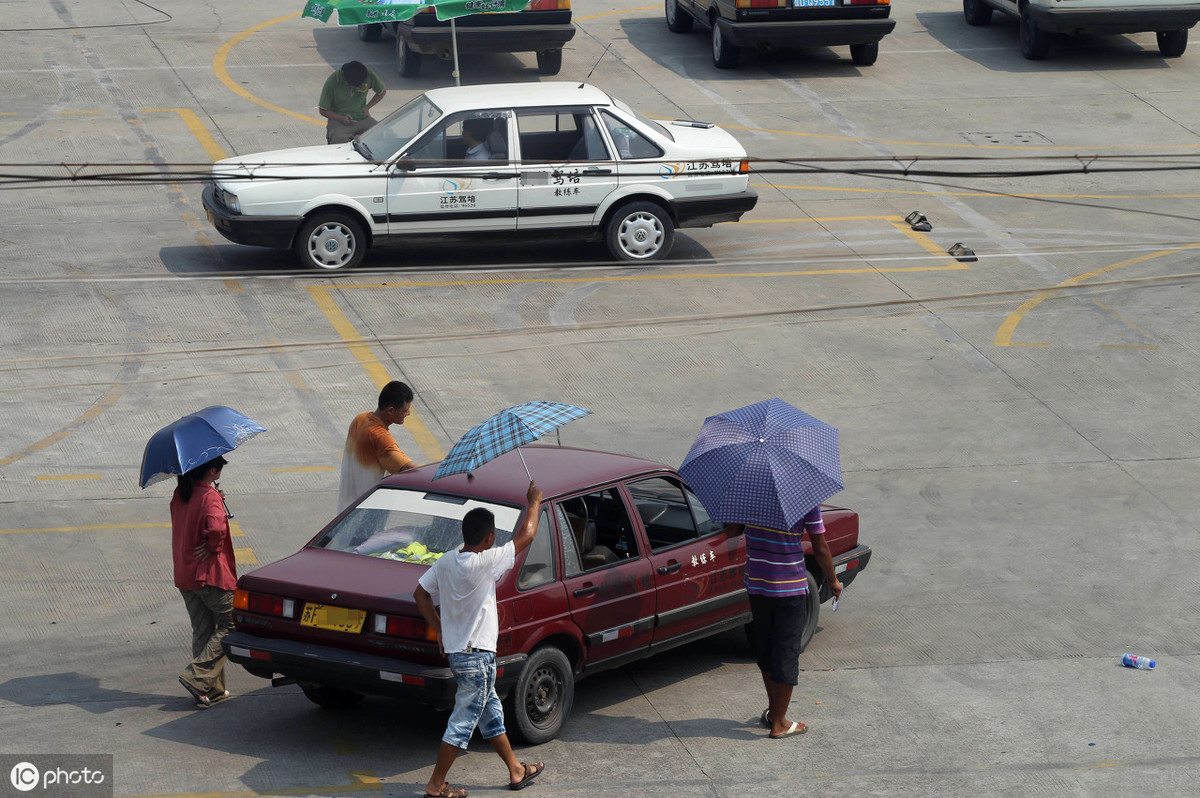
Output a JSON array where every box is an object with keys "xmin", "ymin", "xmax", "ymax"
[{"xmin": 744, "ymin": 507, "xmax": 825, "ymax": 597}]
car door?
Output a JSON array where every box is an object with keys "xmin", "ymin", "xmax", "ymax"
[
  {"xmin": 515, "ymin": 107, "xmax": 620, "ymax": 231},
  {"xmin": 554, "ymin": 489, "xmax": 655, "ymax": 668},
  {"xmin": 387, "ymin": 110, "xmax": 518, "ymax": 234},
  {"xmin": 627, "ymin": 476, "xmax": 747, "ymax": 645}
]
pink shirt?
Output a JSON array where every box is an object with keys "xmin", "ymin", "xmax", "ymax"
[{"xmin": 170, "ymin": 483, "xmax": 236, "ymax": 591}]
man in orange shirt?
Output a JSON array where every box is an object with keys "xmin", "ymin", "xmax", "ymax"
[{"xmin": 337, "ymin": 381, "xmax": 418, "ymax": 512}]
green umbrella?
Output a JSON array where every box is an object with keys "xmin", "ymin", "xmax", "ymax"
[{"xmin": 302, "ymin": 0, "xmax": 530, "ymax": 84}]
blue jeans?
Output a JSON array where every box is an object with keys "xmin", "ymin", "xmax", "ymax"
[{"xmin": 444, "ymin": 650, "xmax": 506, "ymax": 749}]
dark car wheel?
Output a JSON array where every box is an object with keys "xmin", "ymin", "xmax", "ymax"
[
  {"xmin": 666, "ymin": 0, "xmax": 693, "ymax": 33},
  {"xmin": 357, "ymin": 22, "xmax": 383, "ymax": 42},
  {"xmin": 605, "ymin": 201, "xmax": 674, "ymax": 261},
  {"xmin": 300, "ymin": 684, "xmax": 365, "ymax": 710},
  {"xmin": 397, "ymin": 35, "xmax": 422, "ymax": 77},
  {"xmin": 1019, "ymin": 6, "xmax": 1050, "ymax": 60},
  {"xmin": 295, "ymin": 211, "xmax": 367, "ymax": 272},
  {"xmin": 742, "ymin": 571, "xmax": 823, "ymax": 657},
  {"xmin": 505, "ymin": 646, "xmax": 574, "ymax": 745},
  {"xmin": 849, "ymin": 41, "xmax": 879, "ymax": 66},
  {"xmin": 1157, "ymin": 29, "xmax": 1188, "ymax": 57},
  {"xmin": 711, "ymin": 20, "xmax": 740, "ymax": 69},
  {"xmin": 963, "ymin": 0, "xmax": 993, "ymax": 26},
  {"xmin": 536, "ymin": 49, "xmax": 563, "ymax": 75}
]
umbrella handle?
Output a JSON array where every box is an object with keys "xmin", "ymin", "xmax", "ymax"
[{"xmin": 515, "ymin": 446, "xmax": 532, "ymax": 481}]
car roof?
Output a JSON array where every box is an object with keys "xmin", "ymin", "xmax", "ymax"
[
  {"xmin": 378, "ymin": 445, "xmax": 673, "ymax": 505},
  {"xmin": 422, "ymin": 82, "xmax": 614, "ymax": 114}
]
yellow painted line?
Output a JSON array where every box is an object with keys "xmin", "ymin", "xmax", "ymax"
[
  {"xmin": 34, "ymin": 474, "xmax": 102, "ymax": 481},
  {"xmin": 0, "ymin": 112, "xmax": 16, "ymax": 116},
  {"xmin": 229, "ymin": 520, "xmax": 245, "ymax": 538},
  {"xmin": 994, "ymin": 244, "xmax": 1200, "ymax": 347},
  {"xmin": 307, "ymin": 285, "xmax": 446, "ymax": 462},
  {"xmin": 753, "ymin": 182, "xmax": 1200, "ymax": 201},
  {"xmin": 147, "ymin": 108, "xmax": 228, "ymax": 161},
  {"xmin": 131, "ymin": 770, "xmax": 382, "ymax": 798},
  {"xmin": 0, "ymin": 523, "xmax": 169, "ymax": 535},
  {"xmin": 887, "ymin": 217, "xmax": 964, "ymax": 269},
  {"xmin": 213, "ymin": 13, "xmax": 323, "ymax": 126},
  {"xmin": 0, "ymin": 378, "xmax": 131, "ymax": 468},
  {"xmin": 742, "ymin": 214, "xmax": 901, "ymax": 224},
  {"xmin": 234, "ymin": 547, "xmax": 258, "ymax": 565},
  {"xmin": 271, "ymin": 466, "xmax": 337, "ymax": 473}
]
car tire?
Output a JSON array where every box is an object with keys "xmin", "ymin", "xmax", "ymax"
[
  {"xmin": 295, "ymin": 210, "xmax": 367, "ymax": 272},
  {"xmin": 742, "ymin": 571, "xmax": 823, "ymax": 657},
  {"xmin": 300, "ymin": 684, "xmax": 365, "ymax": 709},
  {"xmin": 1019, "ymin": 6, "xmax": 1050, "ymax": 60},
  {"xmin": 711, "ymin": 20, "xmax": 740, "ymax": 69},
  {"xmin": 536, "ymin": 49, "xmax": 563, "ymax": 75},
  {"xmin": 1157, "ymin": 29, "xmax": 1187, "ymax": 57},
  {"xmin": 605, "ymin": 201, "xmax": 675, "ymax": 261},
  {"xmin": 357, "ymin": 23, "xmax": 383, "ymax": 42},
  {"xmin": 397, "ymin": 35, "xmax": 422, "ymax": 78},
  {"xmin": 666, "ymin": 0, "xmax": 693, "ymax": 33},
  {"xmin": 504, "ymin": 646, "xmax": 574, "ymax": 745},
  {"xmin": 962, "ymin": 0, "xmax": 992, "ymax": 26},
  {"xmin": 849, "ymin": 41, "xmax": 879, "ymax": 66}
]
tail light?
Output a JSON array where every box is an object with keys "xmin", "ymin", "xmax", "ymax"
[
  {"xmin": 848, "ymin": 0, "xmax": 889, "ymax": 4},
  {"xmin": 374, "ymin": 613, "xmax": 439, "ymax": 641},
  {"xmin": 739, "ymin": 159, "xmax": 750, "ymax": 174},
  {"xmin": 736, "ymin": 0, "xmax": 786, "ymax": 7},
  {"xmin": 528, "ymin": 0, "xmax": 571, "ymax": 8},
  {"xmin": 233, "ymin": 589, "xmax": 296, "ymax": 619}
]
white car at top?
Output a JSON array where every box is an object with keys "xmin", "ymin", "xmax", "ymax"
[{"xmin": 202, "ymin": 82, "xmax": 757, "ymax": 271}]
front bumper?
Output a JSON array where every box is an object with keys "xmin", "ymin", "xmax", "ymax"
[
  {"xmin": 1027, "ymin": 5, "xmax": 1200, "ymax": 35},
  {"xmin": 671, "ymin": 190, "xmax": 758, "ymax": 228},
  {"xmin": 223, "ymin": 632, "xmax": 527, "ymax": 709},
  {"xmin": 401, "ymin": 24, "xmax": 576, "ymax": 56},
  {"xmin": 202, "ymin": 186, "xmax": 303, "ymax": 249},
  {"xmin": 717, "ymin": 17, "xmax": 896, "ymax": 49}
]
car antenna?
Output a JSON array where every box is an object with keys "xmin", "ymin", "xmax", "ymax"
[{"xmin": 580, "ymin": 42, "xmax": 613, "ymax": 88}]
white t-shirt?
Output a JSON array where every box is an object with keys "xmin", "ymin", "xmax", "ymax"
[{"xmin": 418, "ymin": 541, "xmax": 515, "ymax": 654}]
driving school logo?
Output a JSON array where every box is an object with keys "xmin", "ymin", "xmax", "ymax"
[{"xmin": 658, "ymin": 163, "xmax": 684, "ymax": 179}]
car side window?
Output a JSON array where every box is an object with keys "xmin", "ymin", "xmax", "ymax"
[
  {"xmin": 517, "ymin": 510, "xmax": 555, "ymax": 591},
  {"xmin": 629, "ymin": 477, "xmax": 703, "ymax": 551},
  {"xmin": 405, "ymin": 111, "xmax": 509, "ymax": 163},
  {"xmin": 516, "ymin": 108, "xmax": 606, "ymax": 163},
  {"xmin": 560, "ymin": 488, "xmax": 640, "ymax": 571},
  {"xmin": 556, "ymin": 503, "xmax": 584, "ymax": 578},
  {"xmin": 600, "ymin": 111, "xmax": 663, "ymax": 160},
  {"xmin": 683, "ymin": 483, "xmax": 723, "ymax": 537}
]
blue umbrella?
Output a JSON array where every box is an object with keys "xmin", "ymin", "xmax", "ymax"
[
  {"xmin": 433, "ymin": 401, "xmax": 590, "ymax": 481},
  {"xmin": 677, "ymin": 398, "xmax": 842, "ymax": 532},
  {"xmin": 139, "ymin": 406, "xmax": 266, "ymax": 489}
]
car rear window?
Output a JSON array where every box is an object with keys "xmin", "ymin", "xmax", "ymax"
[{"xmin": 314, "ymin": 488, "xmax": 521, "ymax": 564}]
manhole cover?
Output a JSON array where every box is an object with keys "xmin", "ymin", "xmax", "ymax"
[{"xmin": 961, "ymin": 131, "xmax": 1053, "ymax": 146}]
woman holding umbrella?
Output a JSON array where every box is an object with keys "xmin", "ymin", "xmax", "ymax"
[{"xmin": 172, "ymin": 455, "xmax": 236, "ymax": 708}]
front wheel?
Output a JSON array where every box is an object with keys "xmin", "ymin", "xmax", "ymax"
[
  {"xmin": 357, "ymin": 23, "xmax": 383, "ymax": 42},
  {"xmin": 711, "ymin": 20, "xmax": 740, "ymax": 68},
  {"xmin": 1019, "ymin": 6, "xmax": 1049, "ymax": 60},
  {"xmin": 504, "ymin": 646, "xmax": 574, "ymax": 745},
  {"xmin": 666, "ymin": 0, "xmax": 693, "ymax": 33},
  {"xmin": 1157, "ymin": 29, "xmax": 1187, "ymax": 57},
  {"xmin": 605, "ymin": 201, "xmax": 675, "ymax": 261},
  {"xmin": 300, "ymin": 684, "xmax": 365, "ymax": 709},
  {"xmin": 536, "ymin": 49, "xmax": 562, "ymax": 75},
  {"xmin": 397, "ymin": 36, "xmax": 422, "ymax": 77},
  {"xmin": 962, "ymin": 0, "xmax": 993, "ymax": 26},
  {"xmin": 295, "ymin": 211, "xmax": 367, "ymax": 271},
  {"xmin": 849, "ymin": 41, "xmax": 878, "ymax": 66}
]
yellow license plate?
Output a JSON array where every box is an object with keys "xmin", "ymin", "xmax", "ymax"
[{"xmin": 300, "ymin": 603, "xmax": 366, "ymax": 634}]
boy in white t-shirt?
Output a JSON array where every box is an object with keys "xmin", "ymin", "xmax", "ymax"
[{"xmin": 415, "ymin": 480, "xmax": 545, "ymax": 798}]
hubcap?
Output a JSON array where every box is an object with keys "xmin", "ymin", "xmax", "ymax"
[
  {"xmin": 309, "ymin": 222, "xmax": 354, "ymax": 269},
  {"xmin": 618, "ymin": 211, "xmax": 664, "ymax": 258}
]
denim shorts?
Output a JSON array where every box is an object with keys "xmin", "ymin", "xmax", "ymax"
[{"xmin": 444, "ymin": 650, "xmax": 506, "ymax": 749}]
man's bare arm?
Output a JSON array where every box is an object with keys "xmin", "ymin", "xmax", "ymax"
[
  {"xmin": 810, "ymin": 534, "xmax": 843, "ymax": 599},
  {"xmin": 511, "ymin": 481, "xmax": 544, "ymax": 554}
]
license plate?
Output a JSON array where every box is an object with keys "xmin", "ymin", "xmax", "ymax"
[
  {"xmin": 795, "ymin": 0, "xmax": 836, "ymax": 5},
  {"xmin": 300, "ymin": 603, "xmax": 366, "ymax": 634}
]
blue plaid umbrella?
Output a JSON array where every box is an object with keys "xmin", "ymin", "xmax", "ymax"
[
  {"xmin": 433, "ymin": 401, "xmax": 590, "ymax": 481},
  {"xmin": 139, "ymin": 406, "xmax": 266, "ymax": 488},
  {"xmin": 677, "ymin": 398, "xmax": 842, "ymax": 532}
]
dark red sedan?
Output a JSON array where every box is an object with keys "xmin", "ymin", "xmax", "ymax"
[{"xmin": 222, "ymin": 446, "xmax": 870, "ymax": 743}]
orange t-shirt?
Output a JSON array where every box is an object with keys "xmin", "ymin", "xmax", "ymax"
[
  {"xmin": 337, "ymin": 411, "xmax": 413, "ymax": 511},
  {"xmin": 170, "ymin": 483, "xmax": 236, "ymax": 591}
]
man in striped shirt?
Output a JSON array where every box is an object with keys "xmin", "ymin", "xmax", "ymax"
[{"xmin": 726, "ymin": 507, "xmax": 842, "ymax": 739}]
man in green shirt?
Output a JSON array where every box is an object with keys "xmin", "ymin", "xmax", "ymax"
[{"xmin": 319, "ymin": 60, "xmax": 387, "ymax": 144}]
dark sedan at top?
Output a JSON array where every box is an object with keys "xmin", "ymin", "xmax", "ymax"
[{"xmin": 221, "ymin": 446, "xmax": 870, "ymax": 743}]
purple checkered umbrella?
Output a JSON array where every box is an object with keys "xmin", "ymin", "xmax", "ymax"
[
  {"xmin": 678, "ymin": 398, "xmax": 842, "ymax": 532},
  {"xmin": 432, "ymin": 401, "xmax": 590, "ymax": 481}
]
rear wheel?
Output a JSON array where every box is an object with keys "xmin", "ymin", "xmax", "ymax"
[
  {"xmin": 605, "ymin": 201, "xmax": 674, "ymax": 261},
  {"xmin": 294, "ymin": 210, "xmax": 367, "ymax": 271},
  {"xmin": 300, "ymin": 685, "xmax": 365, "ymax": 709},
  {"xmin": 963, "ymin": 0, "xmax": 993, "ymax": 26},
  {"xmin": 397, "ymin": 35, "xmax": 422, "ymax": 77},
  {"xmin": 849, "ymin": 41, "xmax": 879, "ymax": 66},
  {"xmin": 536, "ymin": 49, "xmax": 563, "ymax": 75},
  {"xmin": 1157, "ymin": 29, "xmax": 1188, "ymax": 57},
  {"xmin": 1019, "ymin": 5, "xmax": 1050, "ymax": 60},
  {"xmin": 711, "ymin": 20, "xmax": 740, "ymax": 68},
  {"xmin": 504, "ymin": 646, "xmax": 574, "ymax": 745},
  {"xmin": 357, "ymin": 23, "xmax": 383, "ymax": 42},
  {"xmin": 666, "ymin": 0, "xmax": 693, "ymax": 33}
]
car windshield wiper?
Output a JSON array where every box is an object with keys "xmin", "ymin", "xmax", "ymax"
[{"xmin": 352, "ymin": 139, "xmax": 373, "ymax": 161}]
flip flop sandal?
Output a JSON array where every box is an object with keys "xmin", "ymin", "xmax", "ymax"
[
  {"xmin": 424, "ymin": 785, "xmax": 467, "ymax": 798},
  {"xmin": 509, "ymin": 762, "xmax": 544, "ymax": 791},
  {"xmin": 759, "ymin": 709, "xmax": 771, "ymax": 728},
  {"xmin": 207, "ymin": 690, "xmax": 231, "ymax": 705},
  {"xmin": 178, "ymin": 677, "xmax": 211, "ymax": 707},
  {"xmin": 769, "ymin": 721, "xmax": 808, "ymax": 739}
]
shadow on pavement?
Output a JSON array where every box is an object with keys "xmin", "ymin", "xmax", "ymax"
[{"xmin": 0, "ymin": 673, "xmax": 166, "ymax": 714}]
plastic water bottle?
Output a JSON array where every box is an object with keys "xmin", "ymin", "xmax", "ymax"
[{"xmin": 1122, "ymin": 653, "xmax": 1155, "ymax": 670}]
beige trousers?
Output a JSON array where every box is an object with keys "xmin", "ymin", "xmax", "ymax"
[
  {"xmin": 179, "ymin": 586, "xmax": 235, "ymax": 697},
  {"xmin": 326, "ymin": 116, "xmax": 377, "ymax": 145}
]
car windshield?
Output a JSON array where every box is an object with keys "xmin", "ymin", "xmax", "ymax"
[
  {"xmin": 313, "ymin": 487, "xmax": 520, "ymax": 565},
  {"xmin": 358, "ymin": 95, "xmax": 443, "ymax": 160},
  {"xmin": 610, "ymin": 97, "xmax": 673, "ymax": 142}
]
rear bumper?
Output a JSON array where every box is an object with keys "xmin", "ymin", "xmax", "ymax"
[
  {"xmin": 1027, "ymin": 5, "xmax": 1200, "ymax": 35},
  {"xmin": 717, "ymin": 17, "xmax": 896, "ymax": 48},
  {"xmin": 222, "ymin": 632, "xmax": 526, "ymax": 708},
  {"xmin": 831, "ymin": 543, "xmax": 871, "ymax": 592},
  {"xmin": 671, "ymin": 190, "xmax": 758, "ymax": 227},
  {"xmin": 202, "ymin": 186, "xmax": 301, "ymax": 249},
  {"xmin": 401, "ymin": 24, "xmax": 577, "ymax": 55}
]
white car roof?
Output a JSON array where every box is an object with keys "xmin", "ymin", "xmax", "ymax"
[{"xmin": 422, "ymin": 82, "xmax": 614, "ymax": 113}]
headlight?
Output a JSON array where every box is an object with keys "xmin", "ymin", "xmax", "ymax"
[{"xmin": 225, "ymin": 192, "xmax": 241, "ymax": 214}]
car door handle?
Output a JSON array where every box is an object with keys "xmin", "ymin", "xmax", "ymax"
[
  {"xmin": 483, "ymin": 172, "xmax": 513, "ymax": 181},
  {"xmin": 573, "ymin": 585, "xmax": 598, "ymax": 597},
  {"xmin": 582, "ymin": 167, "xmax": 613, "ymax": 175},
  {"xmin": 657, "ymin": 562, "xmax": 682, "ymax": 575}
]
